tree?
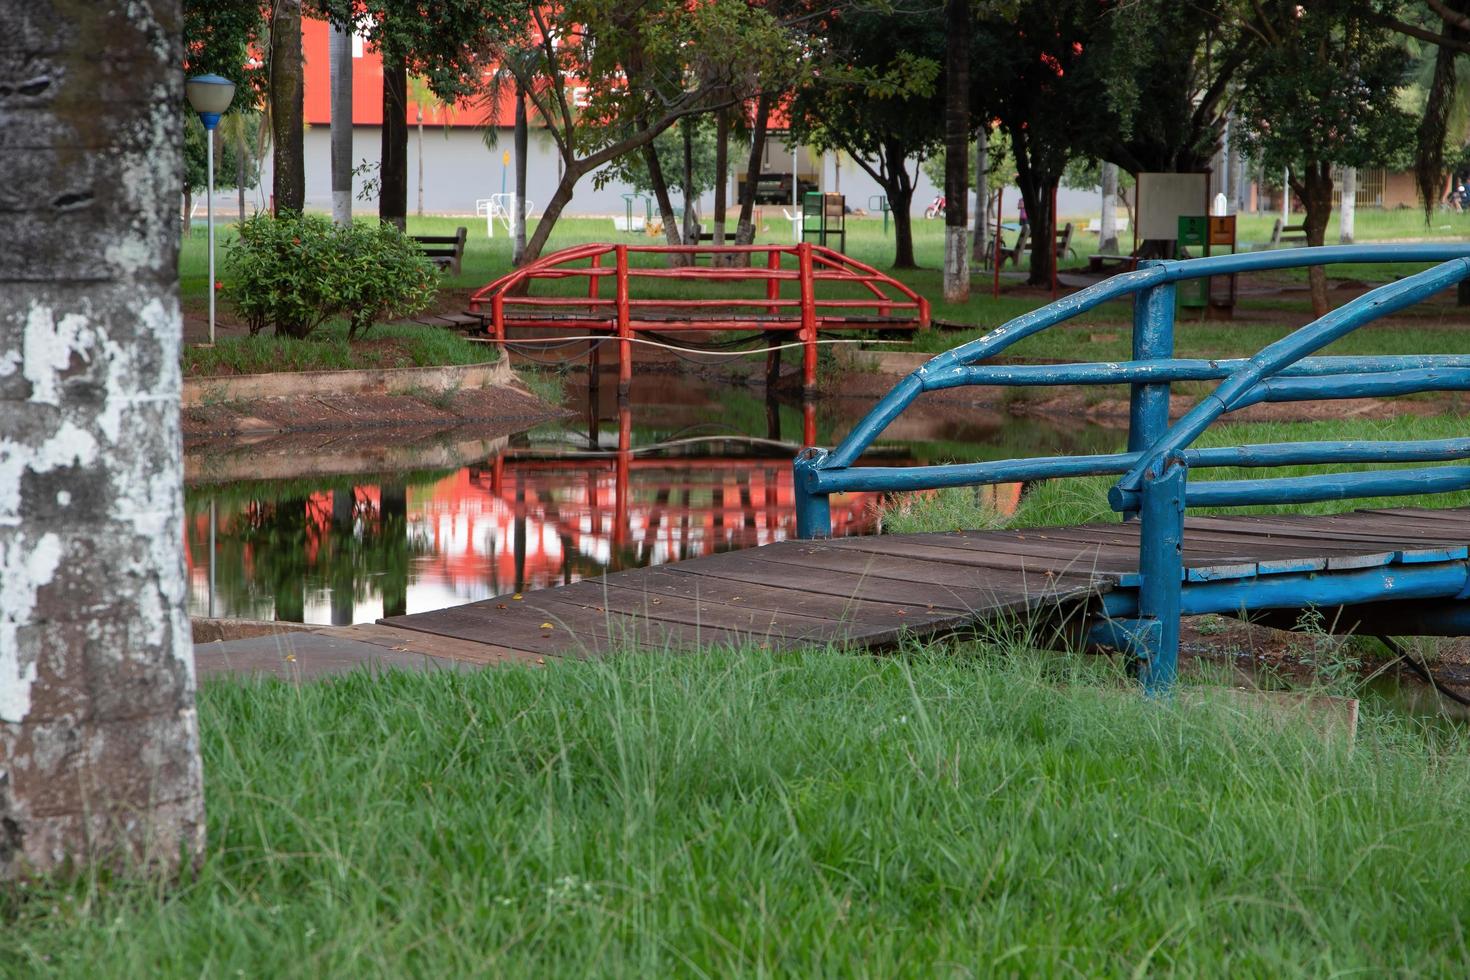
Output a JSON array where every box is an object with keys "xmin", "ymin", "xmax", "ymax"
[
  {"xmin": 789, "ymin": 5, "xmax": 948, "ymax": 268},
  {"xmin": 1236, "ymin": 0, "xmax": 1413, "ymax": 315},
  {"xmin": 183, "ymin": 112, "xmax": 259, "ymax": 223},
  {"xmin": 319, "ymin": 0, "xmax": 523, "ymax": 230},
  {"xmin": 943, "ymin": 0, "xmax": 971, "ymax": 301},
  {"xmin": 491, "ymin": 0, "xmax": 798, "ymax": 264},
  {"xmin": 2, "ymin": 0, "xmax": 205, "ymax": 879},
  {"xmin": 270, "ymin": 0, "xmax": 306, "ymax": 213},
  {"xmin": 974, "ymin": 0, "xmax": 1114, "ymax": 284},
  {"xmin": 330, "ymin": 19, "xmax": 354, "ymax": 226},
  {"xmin": 183, "ymin": 0, "xmax": 267, "ymax": 223},
  {"xmin": 1088, "ymin": 1, "xmax": 1255, "ymax": 176},
  {"xmin": 598, "ymin": 119, "xmax": 723, "ymax": 209}
]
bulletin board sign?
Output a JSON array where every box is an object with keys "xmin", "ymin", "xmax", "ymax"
[{"xmin": 1136, "ymin": 173, "xmax": 1211, "ymax": 241}]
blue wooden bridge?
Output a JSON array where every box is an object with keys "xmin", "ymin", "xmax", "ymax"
[{"xmin": 347, "ymin": 245, "xmax": 1470, "ymax": 692}]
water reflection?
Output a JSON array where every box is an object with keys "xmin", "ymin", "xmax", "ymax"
[{"xmin": 186, "ymin": 380, "xmax": 1123, "ymax": 624}]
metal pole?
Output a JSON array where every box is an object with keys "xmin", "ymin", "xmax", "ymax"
[
  {"xmin": 992, "ymin": 188, "xmax": 1002, "ymax": 299},
  {"xmin": 793, "ymin": 140, "xmax": 800, "ymax": 243},
  {"xmin": 208, "ymin": 498, "xmax": 216, "ymax": 618},
  {"xmin": 207, "ymin": 131, "xmax": 216, "ymax": 345}
]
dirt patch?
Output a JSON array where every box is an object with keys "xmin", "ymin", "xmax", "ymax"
[{"xmin": 182, "ymin": 383, "xmax": 567, "ymax": 445}]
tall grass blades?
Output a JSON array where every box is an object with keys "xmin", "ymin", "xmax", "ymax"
[{"xmin": 4, "ymin": 650, "xmax": 1470, "ymax": 975}]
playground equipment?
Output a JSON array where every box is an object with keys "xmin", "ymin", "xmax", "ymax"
[
  {"xmin": 476, "ymin": 194, "xmax": 535, "ymax": 237},
  {"xmin": 868, "ymin": 195, "xmax": 891, "ymax": 235},
  {"xmin": 795, "ymin": 245, "xmax": 1470, "ymax": 693},
  {"xmin": 615, "ymin": 194, "xmax": 652, "ymax": 233},
  {"xmin": 469, "ymin": 242, "xmax": 930, "ymax": 398}
]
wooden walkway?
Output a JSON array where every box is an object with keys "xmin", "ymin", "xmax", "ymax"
[{"xmin": 376, "ymin": 507, "xmax": 1470, "ymax": 660}]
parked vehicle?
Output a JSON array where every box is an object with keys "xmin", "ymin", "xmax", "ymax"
[{"xmin": 924, "ymin": 195, "xmax": 946, "ymax": 219}]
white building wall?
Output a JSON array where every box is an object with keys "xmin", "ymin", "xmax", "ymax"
[{"xmin": 249, "ymin": 125, "xmax": 1101, "ymax": 223}]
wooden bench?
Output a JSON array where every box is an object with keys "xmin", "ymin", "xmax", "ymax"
[
  {"xmin": 997, "ymin": 225, "xmax": 1029, "ymax": 268},
  {"xmin": 412, "ymin": 226, "xmax": 468, "ymax": 275},
  {"xmin": 1055, "ymin": 221, "xmax": 1076, "ymax": 260},
  {"xmin": 1269, "ymin": 217, "xmax": 1307, "ymax": 247}
]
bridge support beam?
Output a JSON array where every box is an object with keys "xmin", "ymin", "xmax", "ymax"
[{"xmin": 1136, "ymin": 456, "xmax": 1186, "ymax": 694}]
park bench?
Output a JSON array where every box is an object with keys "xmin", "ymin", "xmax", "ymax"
[
  {"xmin": 1055, "ymin": 221, "xmax": 1076, "ymax": 260},
  {"xmin": 1268, "ymin": 217, "xmax": 1307, "ymax": 247},
  {"xmin": 412, "ymin": 226, "xmax": 468, "ymax": 275},
  {"xmin": 997, "ymin": 225, "xmax": 1029, "ymax": 268}
]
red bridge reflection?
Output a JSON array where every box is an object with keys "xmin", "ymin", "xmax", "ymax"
[{"xmin": 187, "ymin": 406, "xmax": 888, "ymax": 622}]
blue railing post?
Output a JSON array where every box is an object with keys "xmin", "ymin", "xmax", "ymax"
[
  {"xmin": 794, "ymin": 448, "xmax": 832, "ymax": 538},
  {"xmin": 1126, "ymin": 276, "xmax": 1176, "ymax": 520},
  {"xmin": 1136, "ymin": 455, "xmax": 1186, "ymax": 695}
]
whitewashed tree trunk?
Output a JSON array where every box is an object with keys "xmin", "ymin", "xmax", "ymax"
[
  {"xmin": 1340, "ymin": 167, "xmax": 1356, "ymax": 244},
  {"xmin": 1, "ymin": 0, "xmax": 205, "ymax": 879},
  {"xmin": 941, "ymin": 0, "xmax": 970, "ymax": 302},
  {"xmin": 1100, "ymin": 162, "xmax": 1119, "ymax": 254},
  {"xmin": 329, "ymin": 20, "xmax": 353, "ymax": 226}
]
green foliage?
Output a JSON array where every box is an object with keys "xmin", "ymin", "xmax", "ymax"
[
  {"xmin": 183, "ymin": 0, "xmax": 267, "ymax": 104},
  {"xmin": 223, "ymin": 215, "xmax": 439, "ymax": 339},
  {"xmin": 6, "ymin": 651, "xmax": 1470, "ymax": 973},
  {"xmin": 922, "ymin": 130, "xmax": 1011, "ymax": 193},
  {"xmin": 316, "ymin": 0, "xmax": 524, "ymax": 102},
  {"xmin": 1235, "ymin": 1, "xmax": 1415, "ymax": 176},
  {"xmin": 595, "ymin": 116, "xmax": 723, "ymax": 199},
  {"xmin": 183, "ymin": 112, "xmax": 258, "ymax": 195}
]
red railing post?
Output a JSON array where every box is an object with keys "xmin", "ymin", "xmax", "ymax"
[
  {"xmin": 616, "ymin": 244, "xmax": 632, "ymax": 399},
  {"xmin": 766, "ymin": 248, "xmax": 781, "ymax": 315},
  {"xmin": 798, "ymin": 242, "xmax": 817, "ymax": 398},
  {"xmin": 588, "ymin": 251, "xmax": 602, "ymax": 307},
  {"xmin": 492, "ymin": 292, "xmax": 506, "ymax": 348}
]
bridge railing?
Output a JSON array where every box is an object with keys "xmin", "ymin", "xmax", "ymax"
[
  {"xmin": 469, "ymin": 242, "xmax": 931, "ymax": 396},
  {"xmin": 793, "ymin": 245, "xmax": 1470, "ymax": 691}
]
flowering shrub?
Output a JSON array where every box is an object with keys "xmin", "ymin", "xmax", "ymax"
[{"xmin": 224, "ymin": 214, "xmax": 439, "ymax": 339}]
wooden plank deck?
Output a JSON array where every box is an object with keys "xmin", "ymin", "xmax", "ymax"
[{"xmin": 379, "ymin": 508, "xmax": 1470, "ymax": 660}]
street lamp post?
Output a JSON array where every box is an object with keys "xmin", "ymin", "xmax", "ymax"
[{"xmin": 185, "ymin": 74, "xmax": 236, "ymax": 346}]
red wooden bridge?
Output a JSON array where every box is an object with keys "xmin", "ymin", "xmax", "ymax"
[{"xmin": 468, "ymin": 243, "xmax": 930, "ymax": 396}]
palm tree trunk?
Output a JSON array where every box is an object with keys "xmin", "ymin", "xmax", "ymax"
[
  {"xmin": 329, "ymin": 20, "xmax": 353, "ymax": 226},
  {"xmin": 416, "ymin": 108, "xmax": 424, "ymax": 216},
  {"xmin": 270, "ymin": 0, "xmax": 305, "ymax": 213},
  {"xmin": 513, "ymin": 82, "xmax": 528, "ymax": 265},
  {"xmin": 942, "ymin": 0, "xmax": 970, "ymax": 302},
  {"xmin": 380, "ymin": 53, "xmax": 408, "ymax": 230},
  {"xmin": 1, "ymin": 0, "xmax": 205, "ymax": 880}
]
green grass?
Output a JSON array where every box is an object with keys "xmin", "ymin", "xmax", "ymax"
[
  {"xmin": 183, "ymin": 320, "xmax": 495, "ymax": 377},
  {"xmin": 183, "ymin": 210, "xmax": 1470, "ymax": 369},
  {"xmin": 6, "ymin": 648, "xmax": 1470, "ymax": 974}
]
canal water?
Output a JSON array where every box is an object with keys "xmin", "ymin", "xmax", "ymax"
[{"xmin": 185, "ymin": 377, "xmax": 1123, "ymax": 625}]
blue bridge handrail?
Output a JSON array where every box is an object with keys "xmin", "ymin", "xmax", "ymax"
[{"xmin": 793, "ymin": 244, "xmax": 1470, "ymax": 693}]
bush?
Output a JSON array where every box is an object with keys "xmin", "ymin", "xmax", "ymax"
[{"xmin": 224, "ymin": 213, "xmax": 439, "ymax": 339}]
